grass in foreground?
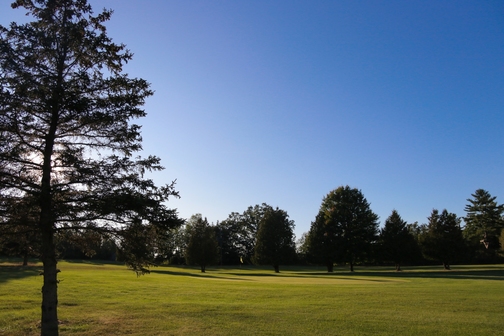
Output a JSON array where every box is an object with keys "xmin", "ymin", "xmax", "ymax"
[{"xmin": 1, "ymin": 260, "xmax": 504, "ymax": 335}]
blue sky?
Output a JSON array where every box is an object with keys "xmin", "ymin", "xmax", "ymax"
[{"xmin": 2, "ymin": 1, "xmax": 503, "ymax": 238}]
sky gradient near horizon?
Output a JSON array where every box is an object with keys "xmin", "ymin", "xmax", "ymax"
[{"xmin": 2, "ymin": 0, "xmax": 503, "ymax": 238}]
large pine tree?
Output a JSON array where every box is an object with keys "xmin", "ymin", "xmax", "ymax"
[
  {"xmin": 0, "ymin": 1, "xmax": 181, "ymax": 334},
  {"xmin": 464, "ymin": 189, "xmax": 504, "ymax": 260}
]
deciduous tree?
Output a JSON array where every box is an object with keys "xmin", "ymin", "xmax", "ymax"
[
  {"xmin": 184, "ymin": 214, "xmax": 219, "ymax": 272},
  {"xmin": 0, "ymin": 1, "xmax": 181, "ymax": 334},
  {"xmin": 215, "ymin": 214, "xmax": 244, "ymax": 265},
  {"xmin": 307, "ymin": 186, "xmax": 379, "ymax": 272},
  {"xmin": 216, "ymin": 203, "xmax": 273, "ymax": 265},
  {"xmin": 253, "ymin": 207, "xmax": 296, "ymax": 272}
]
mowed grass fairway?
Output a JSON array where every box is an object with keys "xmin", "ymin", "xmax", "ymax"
[{"xmin": 1, "ymin": 261, "xmax": 504, "ymax": 335}]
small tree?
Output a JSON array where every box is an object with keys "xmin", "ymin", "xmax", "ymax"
[
  {"xmin": 378, "ymin": 210, "xmax": 417, "ymax": 271},
  {"xmin": 307, "ymin": 186, "xmax": 379, "ymax": 272},
  {"xmin": 253, "ymin": 207, "xmax": 296, "ymax": 272},
  {"xmin": 420, "ymin": 209, "xmax": 465, "ymax": 270},
  {"xmin": 185, "ymin": 215, "xmax": 219, "ymax": 272}
]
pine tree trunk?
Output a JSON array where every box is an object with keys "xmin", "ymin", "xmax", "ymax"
[
  {"xmin": 274, "ymin": 264, "xmax": 280, "ymax": 273},
  {"xmin": 40, "ymin": 230, "xmax": 59, "ymax": 336},
  {"xmin": 39, "ymin": 68, "xmax": 60, "ymax": 335},
  {"xmin": 350, "ymin": 262, "xmax": 354, "ymax": 272}
]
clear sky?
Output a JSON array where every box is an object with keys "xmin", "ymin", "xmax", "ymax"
[{"xmin": 2, "ymin": 1, "xmax": 503, "ymax": 238}]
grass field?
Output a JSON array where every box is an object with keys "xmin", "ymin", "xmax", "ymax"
[{"xmin": 1, "ymin": 260, "xmax": 503, "ymax": 335}]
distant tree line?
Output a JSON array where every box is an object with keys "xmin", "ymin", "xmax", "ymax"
[
  {"xmin": 301, "ymin": 187, "xmax": 504, "ymax": 271},
  {"xmin": 2, "ymin": 187, "xmax": 504, "ymax": 272}
]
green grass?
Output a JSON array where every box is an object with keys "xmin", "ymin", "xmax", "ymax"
[{"xmin": 1, "ymin": 261, "xmax": 504, "ymax": 335}]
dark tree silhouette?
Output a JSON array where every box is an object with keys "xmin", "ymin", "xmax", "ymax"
[
  {"xmin": 420, "ymin": 209, "xmax": 465, "ymax": 270},
  {"xmin": 378, "ymin": 210, "xmax": 417, "ymax": 271},
  {"xmin": 464, "ymin": 189, "xmax": 504, "ymax": 261},
  {"xmin": 216, "ymin": 203, "xmax": 274, "ymax": 265},
  {"xmin": 307, "ymin": 186, "xmax": 379, "ymax": 272},
  {"xmin": 0, "ymin": 196, "xmax": 40, "ymax": 265},
  {"xmin": 0, "ymin": 1, "xmax": 182, "ymax": 334},
  {"xmin": 253, "ymin": 207, "xmax": 296, "ymax": 273},
  {"xmin": 185, "ymin": 215, "xmax": 219, "ymax": 272}
]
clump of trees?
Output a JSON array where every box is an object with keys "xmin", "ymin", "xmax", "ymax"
[
  {"xmin": 152, "ymin": 204, "xmax": 298, "ymax": 273},
  {"xmin": 299, "ymin": 187, "xmax": 504, "ymax": 271},
  {"xmin": 154, "ymin": 189, "xmax": 504, "ymax": 273},
  {"xmin": 4, "ymin": 188, "xmax": 504, "ymax": 277}
]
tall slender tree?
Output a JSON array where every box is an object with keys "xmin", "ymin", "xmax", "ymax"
[{"xmin": 0, "ymin": 1, "xmax": 182, "ymax": 334}]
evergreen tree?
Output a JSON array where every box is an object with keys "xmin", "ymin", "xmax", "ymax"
[
  {"xmin": 253, "ymin": 207, "xmax": 296, "ymax": 272},
  {"xmin": 0, "ymin": 1, "xmax": 182, "ymax": 333},
  {"xmin": 378, "ymin": 210, "xmax": 417, "ymax": 271},
  {"xmin": 464, "ymin": 189, "xmax": 504, "ymax": 261},
  {"xmin": 185, "ymin": 215, "xmax": 219, "ymax": 272},
  {"xmin": 420, "ymin": 209, "xmax": 465, "ymax": 270},
  {"xmin": 307, "ymin": 186, "xmax": 379, "ymax": 272}
]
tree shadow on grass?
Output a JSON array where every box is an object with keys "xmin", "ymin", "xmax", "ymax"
[
  {"xmin": 159, "ymin": 265, "xmax": 504, "ymax": 282},
  {"xmin": 63, "ymin": 259, "xmax": 122, "ymax": 266},
  {"xmin": 149, "ymin": 269, "xmax": 252, "ymax": 281},
  {"xmin": 0, "ymin": 265, "xmax": 42, "ymax": 284},
  {"xmin": 153, "ymin": 267, "xmax": 400, "ymax": 282},
  {"xmin": 299, "ymin": 269, "xmax": 504, "ymax": 281},
  {"xmin": 222, "ymin": 271, "xmax": 399, "ymax": 282}
]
